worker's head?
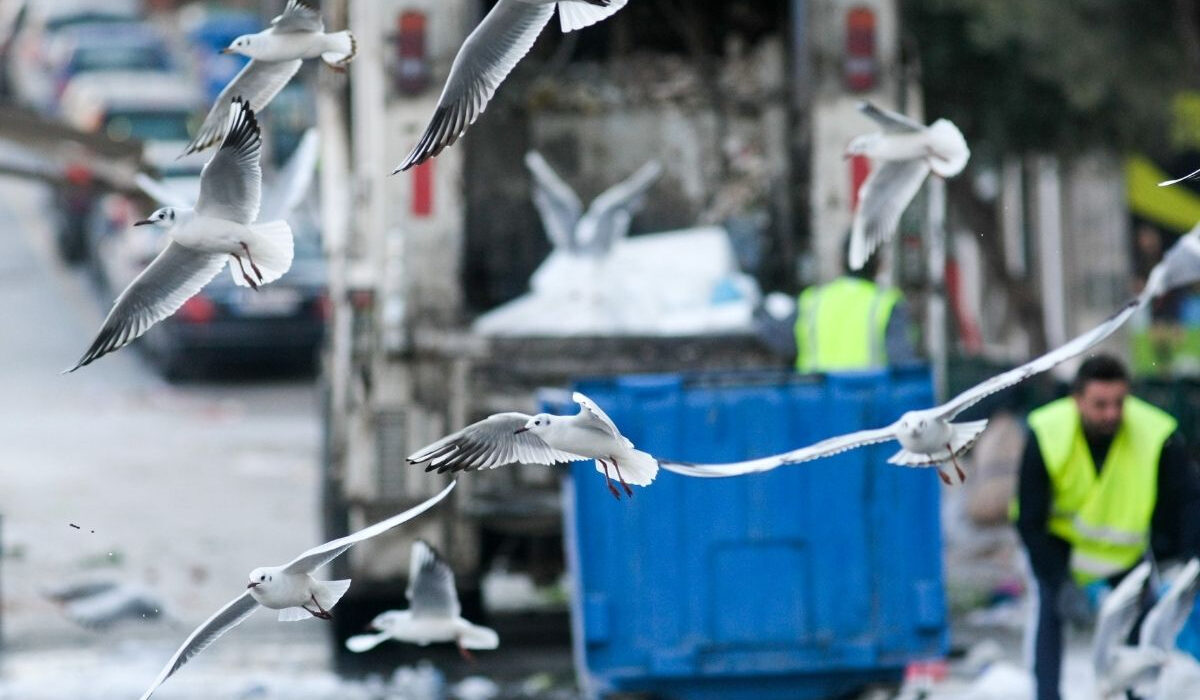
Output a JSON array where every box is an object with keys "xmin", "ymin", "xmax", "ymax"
[
  {"xmin": 1071, "ymin": 354, "xmax": 1130, "ymax": 437},
  {"xmin": 842, "ymin": 234, "xmax": 880, "ymax": 280}
]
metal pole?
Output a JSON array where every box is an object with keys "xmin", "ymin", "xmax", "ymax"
[{"xmin": 926, "ymin": 176, "xmax": 948, "ymax": 402}]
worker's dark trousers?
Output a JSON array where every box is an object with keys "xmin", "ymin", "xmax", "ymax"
[{"xmin": 1031, "ymin": 574, "xmax": 1064, "ymax": 700}]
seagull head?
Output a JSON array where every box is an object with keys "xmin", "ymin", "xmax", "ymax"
[
  {"xmin": 896, "ymin": 411, "xmax": 930, "ymax": 440},
  {"xmin": 246, "ymin": 567, "xmax": 275, "ymax": 591},
  {"xmin": 222, "ymin": 34, "xmax": 257, "ymax": 57},
  {"xmin": 134, "ymin": 206, "xmax": 176, "ymax": 229},
  {"xmin": 515, "ymin": 414, "xmax": 553, "ymax": 435}
]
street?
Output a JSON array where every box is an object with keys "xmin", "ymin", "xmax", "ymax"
[{"xmin": 0, "ymin": 174, "xmax": 351, "ymax": 698}]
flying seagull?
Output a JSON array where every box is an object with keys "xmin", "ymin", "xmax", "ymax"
[
  {"xmin": 526, "ymin": 151, "xmax": 663, "ymax": 256},
  {"xmin": 68, "ymin": 99, "xmax": 294, "ymax": 371},
  {"xmin": 1093, "ymin": 561, "xmax": 1160, "ymax": 699},
  {"xmin": 137, "ymin": 481, "xmax": 455, "ymax": 700},
  {"xmin": 408, "ymin": 391, "xmax": 657, "ymax": 500},
  {"xmin": 345, "ymin": 539, "xmax": 498, "ymax": 658},
  {"xmin": 394, "ymin": 0, "xmax": 629, "ymax": 173},
  {"xmin": 660, "ymin": 225, "xmax": 1200, "ymax": 484},
  {"xmin": 846, "ymin": 100, "xmax": 970, "ymax": 270},
  {"xmin": 183, "ymin": 0, "xmax": 355, "ymax": 156}
]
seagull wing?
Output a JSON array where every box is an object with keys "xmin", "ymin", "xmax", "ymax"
[
  {"xmin": 849, "ymin": 158, "xmax": 931, "ymax": 270},
  {"xmin": 138, "ymin": 592, "xmax": 259, "ymax": 700},
  {"xmin": 525, "ymin": 151, "xmax": 582, "ymax": 250},
  {"xmin": 270, "ymin": 0, "xmax": 324, "ymax": 33},
  {"xmin": 1140, "ymin": 558, "xmax": 1200, "ymax": 652},
  {"xmin": 408, "ymin": 413, "xmax": 589, "ymax": 473},
  {"xmin": 1094, "ymin": 561, "xmax": 1154, "ymax": 677},
  {"xmin": 282, "ymin": 482, "xmax": 456, "ymax": 575},
  {"xmin": 659, "ymin": 426, "xmax": 899, "ymax": 478},
  {"xmin": 259, "ymin": 128, "xmax": 319, "ymax": 222},
  {"xmin": 858, "ymin": 100, "xmax": 926, "ymax": 132},
  {"xmin": 67, "ymin": 242, "xmax": 227, "ymax": 371},
  {"xmin": 557, "ymin": 0, "xmax": 629, "ymax": 33},
  {"xmin": 194, "ymin": 98, "xmax": 263, "ymax": 224},
  {"xmin": 1143, "ymin": 226, "xmax": 1200, "ymax": 300},
  {"xmin": 935, "ymin": 297, "xmax": 1142, "ymax": 420},
  {"xmin": 135, "ymin": 173, "xmax": 191, "ymax": 209},
  {"xmin": 576, "ymin": 160, "xmax": 663, "ymax": 253},
  {"xmin": 406, "ymin": 539, "xmax": 461, "ymax": 619},
  {"xmin": 572, "ymin": 391, "xmax": 631, "ymax": 446},
  {"xmin": 183, "ymin": 59, "xmax": 302, "ymax": 157},
  {"xmin": 394, "ymin": 0, "xmax": 556, "ymax": 171}
]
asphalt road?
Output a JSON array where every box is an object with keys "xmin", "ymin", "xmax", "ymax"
[{"xmin": 0, "ymin": 176, "xmax": 343, "ymax": 697}]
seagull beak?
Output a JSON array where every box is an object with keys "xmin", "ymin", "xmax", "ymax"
[
  {"xmin": 133, "ymin": 219, "xmax": 153, "ymax": 227},
  {"xmin": 514, "ymin": 427, "xmax": 529, "ymax": 434},
  {"xmin": 246, "ymin": 582, "xmax": 259, "ymax": 589}
]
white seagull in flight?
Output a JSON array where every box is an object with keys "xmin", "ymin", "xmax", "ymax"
[
  {"xmin": 137, "ymin": 481, "xmax": 456, "ymax": 700},
  {"xmin": 394, "ymin": 0, "xmax": 629, "ymax": 172},
  {"xmin": 183, "ymin": 0, "xmax": 355, "ymax": 156},
  {"xmin": 408, "ymin": 391, "xmax": 657, "ymax": 500},
  {"xmin": 345, "ymin": 539, "xmax": 499, "ymax": 659},
  {"xmin": 68, "ymin": 98, "xmax": 293, "ymax": 371},
  {"xmin": 846, "ymin": 100, "xmax": 970, "ymax": 270}
]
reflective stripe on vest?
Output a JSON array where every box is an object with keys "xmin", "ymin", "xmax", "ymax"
[
  {"xmin": 1026, "ymin": 396, "xmax": 1176, "ymax": 584},
  {"xmin": 794, "ymin": 277, "xmax": 900, "ymax": 373}
]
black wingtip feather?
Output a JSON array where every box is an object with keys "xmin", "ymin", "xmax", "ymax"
[{"xmin": 221, "ymin": 97, "xmax": 261, "ymax": 156}]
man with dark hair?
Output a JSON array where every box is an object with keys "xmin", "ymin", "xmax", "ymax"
[
  {"xmin": 792, "ymin": 237, "xmax": 918, "ymax": 372},
  {"xmin": 1014, "ymin": 353, "xmax": 1200, "ymax": 700}
]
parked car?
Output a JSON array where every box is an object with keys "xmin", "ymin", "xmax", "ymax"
[
  {"xmin": 45, "ymin": 22, "xmax": 179, "ymax": 111},
  {"xmin": 55, "ymin": 70, "xmax": 205, "ymax": 263},
  {"xmin": 6, "ymin": 1, "xmax": 141, "ymax": 112}
]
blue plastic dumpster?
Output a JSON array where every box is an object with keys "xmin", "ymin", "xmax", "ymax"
[{"xmin": 543, "ymin": 368, "xmax": 948, "ymax": 699}]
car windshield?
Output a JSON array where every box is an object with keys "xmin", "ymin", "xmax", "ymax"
[
  {"xmin": 71, "ymin": 45, "xmax": 169, "ymax": 73},
  {"xmin": 103, "ymin": 110, "xmax": 192, "ymax": 142}
]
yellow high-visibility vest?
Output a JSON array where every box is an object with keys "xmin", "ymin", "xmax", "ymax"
[
  {"xmin": 794, "ymin": 277, "xmax": 901, "ymax": 372},
  {"xmin": 1026, "ymin": 396, "xmax": 1176, "ymax": 584}
]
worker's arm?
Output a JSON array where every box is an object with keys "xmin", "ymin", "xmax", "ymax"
[
  {"xmin": 1152, "ymin": 432, "xmax": 1200, "ymax": 559},
  {"xmin": 1015, "ymin": 431, "xmax": 1070, "ymax": 581}
]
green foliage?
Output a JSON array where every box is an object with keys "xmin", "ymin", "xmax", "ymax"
[{"xmin": 905, "ymin": 0, "xmax": 1189, "ymax": 158}]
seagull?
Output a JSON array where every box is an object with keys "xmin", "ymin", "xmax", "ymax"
[
  {"xmin": 137, "ymin": 481, "xmax": 455, "ymax": 700},
  {"xmin": 661, "ymin": 225, "xmax": 1200, "ymax": 484},
  {"xmin": 67, "ymin": 98, "xmax": 294, "ymax": 372},
  {"xmin": 526, "ymin": 151, "xmax": 663, "ymax": 256},
  {"xmin": 43, "ymin": 578, "xmax": 172, "ymax": 630},
  {"xmin": 408, "ymin": 391, "xmax": 657, "ymax": 500},
  {"xmin": 1094, "ymin": 561, "xmax": 1161, "ymax": 699},
  {"xmin": 183, "ymin": 0, "xmax": 355, "ymax": 156},
  {"xmin": 345, "ymin": 539, "xmax": 498, "ymax": 659},
  {"xmin": 394, "ymin": 0, "xmax": 629, "ymax": 173},
  {"xmin": 845, "ymin": 100, "xmax": 970, "ymax": 270},
  {"xmin": 662, "ymin": 296, "xmax": 1144, "ymax": 484}
]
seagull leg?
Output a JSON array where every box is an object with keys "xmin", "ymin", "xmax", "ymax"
[
  {"xmin": 240, "ymin": 242, "xmax": 264, "ymax": 281},
  {"xmin": 611, "ymin": 458, "xmax": 634, "ymax": 497},
  {"xmin": 232, "ymin": 254, "xmax": 259, "ymax": 290},
  {"xmin": 307, "ymin": 595, "xmax": 334, "ymax": 621},
  {"xmin": 598, "ymin": 459, "xmax": 621, "ymax": 500},
  {"xmin": 457, "ymin": 639, "xmax": 475, "ymax": 663},
  {"xmin": 946, "ymin": 444, "xmax": 967, "ymax": 483}
]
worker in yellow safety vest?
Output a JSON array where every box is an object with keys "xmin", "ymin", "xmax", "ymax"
[
  {"xmin": 1014, "ymin": 354, "xmax": 1200, "ymax": 700},
  {"xmin": 793, "ymin": 239, "xmax": 918, "ymax": 372}
]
